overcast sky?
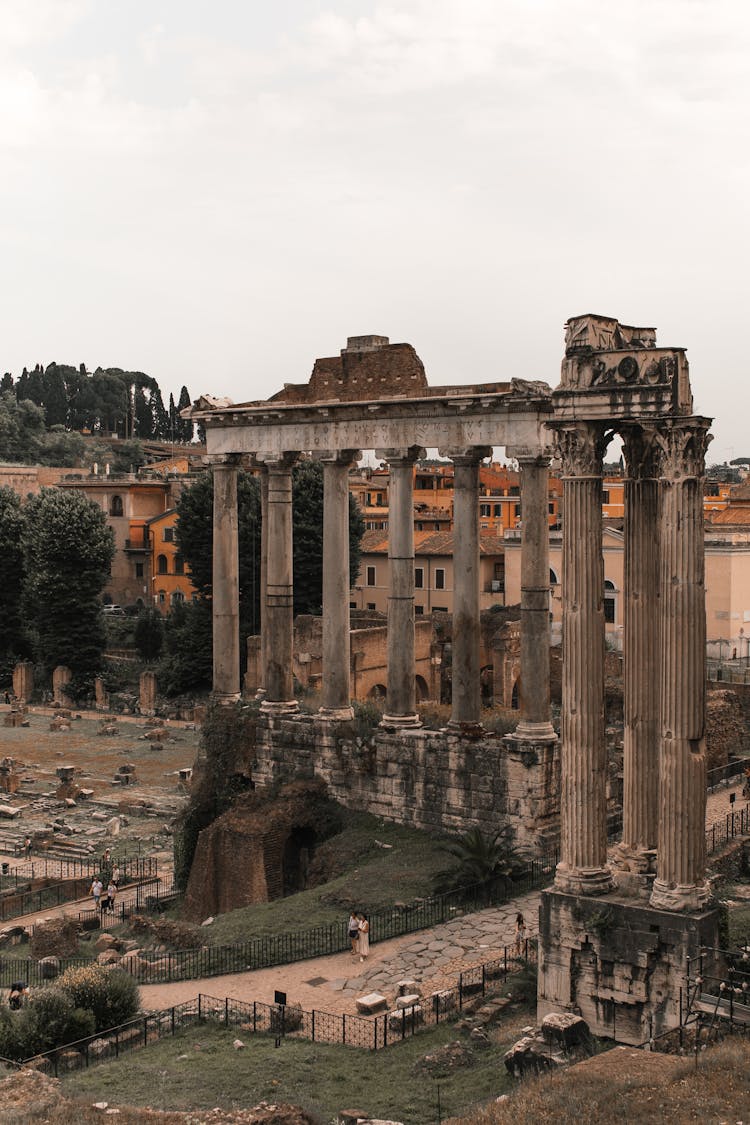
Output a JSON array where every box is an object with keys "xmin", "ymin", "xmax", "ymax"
[{"xmin": 2, "ymin": 1, "xmax": 748, "ymax": 462}]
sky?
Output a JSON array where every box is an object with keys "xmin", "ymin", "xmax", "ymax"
[{"xmin": 1, "ymin": 0, "xmax": 748, "ymax": 463}]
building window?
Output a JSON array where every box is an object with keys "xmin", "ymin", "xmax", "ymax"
[
  {"xmin": 135, "ymin": 562, "xmax": 144, "ymax": 578},
  {"xmin": 174, "ymin": 554, "xmax": 185, "ymax": 575},
  {"xmin": 163, "ymin": 527, "xmax": 174, "ymax": 542},
  {"xmin": 604, "ymin": 579, "xmax": 616, "ymax": 624},
  {"xmin": 433, "ymin": 606, "xmax": 448, "ymax": 613},
  {"xmin": 602, "ymin": 489, "xmax": 610, "ymax": 505},
  {"xmin": 416, "ymin": 521, "xmax": 423, "ymax": 531},
  {"xmin": 514, "ymin": 503, "xmax": 521, "ymax": 518},
  {"xmin": 171, "ymin": 591, "xmax": 185, "ymax": 605},
  {"xmin": 493, "ymin": 504, "xmax": 501, "ymax": 516},
  {"xmin": 433, "ymin": 522, "xmax": 440, "ymax": 531},
  {"xmin": 435, "ymin": 568, "xmax": 445, "ymax": 590},
  {"xmin": 109, "ymin": 495, "xmax": 123, "ymax": 517},
  {"xmin": 366, "ymin": 565, "xmax": 376, "ymax": 586},
  {"xmin": 548, "ymin": 503, "xmax": 555, "ymax": 514},
  {"xmin": 415, "ymin": 567, "xmax": 424, "ymax": 589},
  {"xmin": 350, "ymin": 601, "xmax": 357, "ymax": 609},
  {"xmin": 366, "ymin": 602, "xmax": 376, "ymax": 611},
  {"xmin": 550, "ymin": 567, "xmax": 559, "ymax": 585},
  {"xmin": 415, "ymin": 604, "xmax": 424, "ymax": 615},
  {"xmin": 158, "ymin": 591, "xmax": 166, "ymax": 604},
  {"xmin": 157, "ymin": 554, "xmax": 168, "ymax": 575},
  {"xmin": 480, "ymin": 503, "xmax": 491, "ymax": 517}
]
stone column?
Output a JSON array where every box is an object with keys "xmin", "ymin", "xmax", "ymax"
[
  {"xmin": 258, "ymin": 465, "xmax": 269, "ymax": 698},
  {"xmin": 261, "ymin": 455, "xmax": 299, "ymax": 714},
  {"xmin": 211, "ymin": 455, "xmax": 241, "ymax": 703},
  {"xmin": 554, "ymin": 422, "xmax": 613, "ymax": 896},
  {"xmin": 515, "ymin": 455, "xmax": 555, "ymax": 738},
  {"xmin": 615, "ymin": 426, "xmax": 661, "ymax": 876},
  {"xmin": 320, "ymin": 451, "xmax": 359, "ymax": 720},
  {"xmin": 651, "ymin": 419, "xmax": 712, "ymax": 912},
  {"xmin": 449, "ymin": 447, "xmax": 490, "ymax": 729},
  {"xmin": 381, "ymin": 449, "xmax": 421, "ymax": 728}
]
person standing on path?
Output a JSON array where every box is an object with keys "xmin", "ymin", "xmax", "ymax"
[
  {"xmin": 357, "ymin": 913, "xmax": 370, "ymax": 962},
  {"xmin": 90, "ymin": 877, "xmax": 103, "ymax": 909},
  {"xmin": 514, "ymin": 912, "xmax": 527, "ymax": 957},
  {"xmin": 348, "ymin": 912, "xmax": 360, "ymax": 956},
  {"xmin": 106, "ymin": 881, "xmax": 117, "ymax": 914}
]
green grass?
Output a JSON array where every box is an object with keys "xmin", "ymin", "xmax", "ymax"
[
  {"xmin": 61, "ymin": 1013, "xmax": 522, "ymax": 1124},
  {"xmin": 728, "ymin": 901, "xmax": 750, "ymax": 947},
  {"xmin": 193, "ymin": 810, "xmax": 450, "ymax": 945}
]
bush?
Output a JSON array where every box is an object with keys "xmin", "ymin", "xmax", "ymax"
[
  {"xmin": 57, "ymin": 965, "xmax": 140, "ymax": 1032},
  {"xmin": 0, "ymin": 988, "xmax": 96, "ymax": 1060}
]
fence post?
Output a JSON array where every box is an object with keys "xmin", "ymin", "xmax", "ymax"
[
  {"xmin": 311, "ymin": 1009, "xmax": 315, "ymax": 1043},
  {"xmin": 342, "ymin": 1013, "xmax": 346, "ymax": 1045},
  {"xmin": 253, "ymin": 1001, "xmax": 257, "ymax": 1033},
  {"xmin": 482, "ymin": 964, "xmax": 486, "ymax": 997},
  {"xmin": 198, "ymin": 994, "xmax": 202, "ymax": 1021},
  {"xmin": 143, "ymin": 1016, "xmax": 148, "ymax": 1047},
  {"xmin": 373, "ymin": 1015, "xmax": 377, "ymax": 1050},
  {"xmin": 225, "ymin": 997, "xmax": 229, "ymax": 1026},
  {"xmin": 458, "ymin": 973, "xmax": 464, "ymax": 1010},
  {"xmin": 171, "ymin": 1006, "xmax": 175, "ymax": 1035}
]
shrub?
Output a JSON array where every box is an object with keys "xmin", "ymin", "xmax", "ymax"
[
  {"xmin": 0, "ymin": 988, "xmax": 96, "ymax": 1061},
  {"xmin": 57, "ymin": 965, "xmax": 139, "ymax": 1032}
]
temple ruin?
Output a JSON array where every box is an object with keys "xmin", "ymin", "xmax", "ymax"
[{"xmin": 189, "ymin": 315, "xmax": 718, "ymax": 1041}]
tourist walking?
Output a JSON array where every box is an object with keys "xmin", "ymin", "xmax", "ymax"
[
  {"xmin": 112, "ymin": 864, "xmax": 121, "ymax": 888},
  {"xmin": 107, "ymin": 880, "xmax": 117, "ymax": 913},
  {"xmin": 90, "ymin": 877, "xmax": 103, "ymax": 908},
  {"xmin": 515, "ymin": 911, "xmax": 528, "ymax": 956},
  {"xmin": 358, "ymin": 913, "xmax": 370, "ymax": 961},
  {"xmin": 348, "ymin": 912, "xmax": 360, "ymax": 956},
  {"xmin": 23, "ymin": 836, "xmax": 32, "ymax": 859}
]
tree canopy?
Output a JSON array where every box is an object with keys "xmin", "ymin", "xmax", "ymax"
[
  {"xmin": 0, "ymin": 488, "xmax": 30, "ymax": 678},
  {"xmin": 22, "ymin": 489, "xmax": 115, "ymax": 685}
]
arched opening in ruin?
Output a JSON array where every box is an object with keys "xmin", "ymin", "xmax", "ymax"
[
  {"xmin": 282, "ymin": 825, "xmax": 317, "ymax": 896},
  {"xmin": 415, "ymin": 675, "xmax": 429, "ymax": 701},
  {"xmin": 368, "ymin": 683, "xmax": 386, "ymax": 701},
  {"xmin": 511, "ymin": 677, "xmax": 520, "ymax": 710}
]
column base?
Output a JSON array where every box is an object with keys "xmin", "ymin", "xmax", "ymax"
[
  {"xmin": 379, "ymin": 712, "xmax": 422, "ymax": 730},
  {"xmin": 317, "ymin": 706, "xmax": 355, "ymax": 722},
  {"xmin": 254, "ymin": 688, "xmax": 267, "ymax": 702},
  {"xmin": 554, "ymin": 861, "xmax": 614, "ymax": 896},
  {"xmin": 512, "ymin": 720, "xmax": 556, "ymax": 741},
  {"xmin": 650, "ymin": 878, "xmax": 713, "ymax": 913},
  {"xmin": 211, "ymin": 692, "xmax": 241, "ymax": 706},
  {"xmin": 260, "ymin": 699, "xmax": 300, "ymax": 717},
  {"xmin": 611, "ymin": 842, "xmax": 657, "ymax": 875}
]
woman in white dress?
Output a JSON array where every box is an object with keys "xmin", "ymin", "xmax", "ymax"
[{"xmin": 358, "ymin": 913, "xmax": 370, "ymax": 961}]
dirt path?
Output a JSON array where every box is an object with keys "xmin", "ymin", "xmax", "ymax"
[{"xmin": 137, "ymin": 890, "xmax": 541, "ymax": 1017}]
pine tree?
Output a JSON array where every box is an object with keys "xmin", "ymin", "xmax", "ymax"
[{"xmin": 177, "ymin": 386, "xmax": 192, "ymax": 442}]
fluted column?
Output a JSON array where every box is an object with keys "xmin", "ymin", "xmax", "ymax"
[
  {"xmin": 615, "ymin": 426, "xmax": 660, "ymax": 873},
  {"xmin": 261, "ymin": 455, "xmax": 299, "ymax": 714},
  {"xmin": 651, "ymin": 420, "xmax": 712, "ymax": 912},
  {"xmin": 257, "ymin": 464, "xmax": 269, "ymax": 699},
  {"xmin": 554, "ymin": 422, "xmax": 613, "ymax": 895},
  {"xmin": 210, "ymin": 455, "xmax": 241, "ymax": 703},
  {"xmin": 320, "ymin": 451, "xmax": 359, "ymax": 719},
  {"xmin": 516, "ymin": 455, "xmax": 555, "ymax": 738},
  {"xmin": 380, "ymin": 449, "xmax": 421, "ymax": 728},
  {"xmin": 449, "ymin": 447, "xmax": 490, "ymax": 729}
]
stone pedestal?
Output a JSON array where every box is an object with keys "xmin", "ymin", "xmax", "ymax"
[
  {"xmin": 52, "ymin": 665, "xmax": 73, "ymax": 708},
  {"xmin": 139, "ymin": 671, "xmax": 157, "ymax": 716},
  {"xmin": 537, "ymin": 888, "xmax": 720, "ymax": 1044},
  {"xmin": 12, "ymin": 661, "xmax": 33, "ymax": 703},
  {"xmin": 503, "ymin": 732, "xmax": 560, "ymax": 853}
]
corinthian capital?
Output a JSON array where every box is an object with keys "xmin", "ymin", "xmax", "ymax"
[
  {"xmin": 553, "ymin": 422, "xmax": 607, "ymax": 478},
  {"xmin": 655, "ymin": 419, "xmax": 712, "ymax": 483},
  {"xmin": 621, "ymin": 424, "xmax": 661, "ymax": 481}
]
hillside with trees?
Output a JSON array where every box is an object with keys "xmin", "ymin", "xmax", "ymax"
[{"xmin": 0, "ymin": 363, "xmax": 196, "ymax": 466}]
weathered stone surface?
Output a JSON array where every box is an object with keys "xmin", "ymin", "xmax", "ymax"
[
  {"xmin": 355, "ymin": 992, "xmax": 387, "ymax": 1015},
  {"xmin": 540, "ymin": 1012, "xmax": 591, "ymax": 1049},
  {"xmin": 504, "ymin": 1035, "xmax": 566, "ymax": 1077}
]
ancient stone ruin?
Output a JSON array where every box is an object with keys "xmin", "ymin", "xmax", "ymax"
[{"xmin": 189, "ymin": 316, "xmax": 718, "ymax": 1042}]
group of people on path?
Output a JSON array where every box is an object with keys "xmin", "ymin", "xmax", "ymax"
[
  {"xmin": 90, "ymin": 854, "xmax": 121, "ymax": 916},
  {"xmin": 348, "ymin": 912, "xmax": 370, "ymax": 961}
]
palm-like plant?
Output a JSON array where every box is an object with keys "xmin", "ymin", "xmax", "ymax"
[{"xmin": 434, "ymin": 826, "xmax": 524, "ymax": 901}]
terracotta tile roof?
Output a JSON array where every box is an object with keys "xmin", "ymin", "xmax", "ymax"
[
  {"xmin": 360, "ymin": 529, "xmax": 503, "ymax": 556},
  {"xmin": 708, "ymin": 506, "xmax": 750, "ymax": 526}
]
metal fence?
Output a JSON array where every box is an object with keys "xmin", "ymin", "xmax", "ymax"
[
  {"xmin": 706, "ymin": 805, "xmax": 750, "ymax": 855},
  {"xmin": 0, "ymin": 860, "xmax": 161, "ymax": 924},
  {"xmin": 77, "ymin": 853, "xmax": 556, "ymax": 985},
  {"xmin": 27, "ymin": 941, "xmax": 537, "ymax": 1075},
  {"xmin": 707, "ymin": 760, "xmax": 749, "ymax": 792}
]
